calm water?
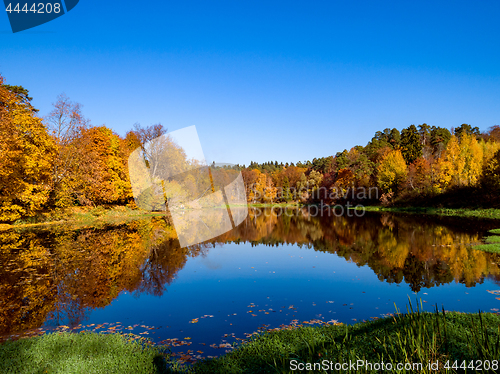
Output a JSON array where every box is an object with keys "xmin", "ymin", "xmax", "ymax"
[{"xmin": 1, "ymin": 208, "xmax": 500, "ymax": 361}]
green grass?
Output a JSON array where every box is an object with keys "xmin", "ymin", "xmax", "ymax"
[
  {"xmin": 0, "ymin": 332, "xmax": 171, "ymax": 374},
  {"xmin": 357, "ymin": 205, "xmax": 500, "ymax": 220},
  {"xmin": 247, "ymin": 203, "xmax": 300, "ymax": 208},
  {"xmin": 473, "ymin": 228, "xmax": 500, "ymax": 253},
  {"xmin": 485, "ymin": 235, "xmax": 500, "ymax": 243},
  {"xmin": 475, "ymin": 244, "xmax": 500, "ymax": 253},
  {"xmin": 3, "ymin": 302, "xmax": 499, "ymax": 374},
  {"xmin": 188, "ymin": 303, "xmax": 500, "ymax": 374}
]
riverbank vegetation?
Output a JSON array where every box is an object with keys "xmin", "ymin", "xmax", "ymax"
[
  {"xmin": 475, "ymin": 228, "xmax": 500, "ymax": 254},
  {"xmin": 241, "ymin": 125, "xmax": 500, "ymax": 209},
  {"xmin": 3, "ymin": 73, "xmax": 500, "ymax": 224},
  {"xmin": 0, "ymin": 331, "xmax": 169, "ymax": 374},
  {"xmin": 190, "ymin": 306, "xmax": 500, "ymax": 374},
  {"xmin": 1, "ymin": 303, "xmax": 499, "ymax": 373},
  {"xmin": 357, "ymin": 206, "xmax": 500, "ymax": 220}
]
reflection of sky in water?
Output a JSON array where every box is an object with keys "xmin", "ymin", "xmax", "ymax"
[{"xmin": 78, "ymin": 240, "xmax": 500, "ymax": 358}]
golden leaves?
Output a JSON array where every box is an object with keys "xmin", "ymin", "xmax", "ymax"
[
  {"xmin": 377, "ymin": 149, "xmax": 408, "ymax": 193},
  {"xmin": 0, "ymin": 81, "xmax": 56, "ymax": 222}
]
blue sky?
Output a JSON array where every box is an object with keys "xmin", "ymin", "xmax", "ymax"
[{"xmin": 1, "ymin": 1, "xmax": 499, "ymax": 165}]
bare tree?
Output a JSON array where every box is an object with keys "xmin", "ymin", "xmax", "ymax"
[{"xmin": 44, "ymin": 94, "xmax": 89, "ymax": 205}]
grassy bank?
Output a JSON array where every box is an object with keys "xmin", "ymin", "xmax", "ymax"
[
  {"xmin": 190, "ymin": 307, "xmax": 500, "ymax": 374},
  {"xmin": 475, "ymin": 228, "xmax": 500, "ymax": 253},
  {"xmin": 356, "ymin": 205, "xmax": 500, "ymax": 220},
  {"xmin": 0, "ymin": 206, "xmax": 168, "ymax": 231},
  {"xmin": 247, "ymin": 203, "xmax": 500, "ymax": 220},
  {"xmin": 0, "ymin": 332, "xmax": 170, "ymax": 374},
  {"xmin": 2, "ymin": 304, "xmax": 499, "ymax": 373},
  {"xmin": 247, "ymin": 202, "xmax": 301, "ymax": 208}
]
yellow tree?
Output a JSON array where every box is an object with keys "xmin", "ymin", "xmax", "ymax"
[
  {"xmin": 480, "ymin": 139, "xmax": 500, "ymax": 176},
  {"xmin": 460, "ymin": 132, "xmax": 483, "ymax": 186},
  {"xmin": 377, "ymin": 149, "xmax": 408, "ymax": 193},
  {"xmin": 247, "ymin": 169, "xmax": 264, "ymax": 203},
  {"xmin": 72, "ymin": 126, "xmax": 130, "ymax": 205},
  {"xmin": 482, "ymin": 148, "xmax": 500, "ymax": 191},
  {"xmin": 436, "ymin": 134, "xmax": 483, "ymax": 189},
  {"xmin": 435, "ymin": 135, "xmax": 460, "ymax": 189},
  {"xmin": 0, "ymin": 79, "xmax": 56, "ymax": 222}
]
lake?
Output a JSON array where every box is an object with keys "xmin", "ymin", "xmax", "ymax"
[{"xmin": 1, "ymin": 207, "xmax": 499, "ymax": 362}]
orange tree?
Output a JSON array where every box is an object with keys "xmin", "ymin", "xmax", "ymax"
[{"xmin": 0, "ymin": 78, "xmax": 56, "ymax": 222}]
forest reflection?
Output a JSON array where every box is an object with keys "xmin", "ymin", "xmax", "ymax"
[
  {"xmin": 1, "ymin": 208, "xmax": 499, "ymax": 338},
  {"xmin": 220, "ymin": 208, "xmax": 500, "ymax": 291}
]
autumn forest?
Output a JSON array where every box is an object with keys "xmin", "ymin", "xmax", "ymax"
[{"xmin": 2, "ymin": 74, "xmax": 500, "ymax": 224}]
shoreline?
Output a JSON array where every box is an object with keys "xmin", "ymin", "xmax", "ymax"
[
  {"xmin": 4, "ymin": 203, "xmax": 500, "ymax": 232},
  {"xmin": 0, "ymin": 206, "xmax": 168, "ymax": 231},
  {"xmin": 354, "ymin": 205, "xmax": 500, "ymax": 220},
  {"xmin": 1, "ymin": 306, "xmax": 499, "ymax": 373}
]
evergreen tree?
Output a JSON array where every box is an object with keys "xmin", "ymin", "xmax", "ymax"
[
  {"xmin": 454, "ymin": 123, "xmax": 480, "ymax": 139},
  {"xmin": 335, "ymin": 150, "xmax": 349, "ymax": 170},
  {"xmin": 389, "ymin": 128, "xmax": 401, "ymax": 148},
  {"xmin": 400, "ymin": 124, "xmax": 422, "ymax": 164},
  {"xmin": 430, "ymin": 126, "xmax": 452, "ymax": 156},
  {"xmin": 418, "ymin": 123, "xmax": 431, "ymax": 146}
]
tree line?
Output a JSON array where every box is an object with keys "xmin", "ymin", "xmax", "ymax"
[
  {"xmin": 2, "ymin": 74, "xmax": 500, "ymax": 222},
  {"xmin": 0, "ymin": 77, "xmax": 166, "ymax": 222},
  {"xmin": 242, "ymin": 122, "xmax": 500, "ymax": 206}
]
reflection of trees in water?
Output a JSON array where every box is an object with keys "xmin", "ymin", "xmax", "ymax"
[
  {"xmin": 0, "ymin": 218, "xmax": 200, "ymax": 336},
  {"xmin": 1, "ymin": 209, "xmax": 499, "ymax": 337},
  {"xmin": 138, "ymin": 237, "xmax": 210, "ymax": 297},
  {"xmin": 0, "ymin": 230, "xmax": 56, "ymax": 336},
  {"xmin": 215, "ymin": 208, "xmax": 500, "ymax": 293}
]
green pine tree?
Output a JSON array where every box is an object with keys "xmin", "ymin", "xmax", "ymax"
[{"xmin": 400, "ymin": 124, "xmax": 423, "ymax": 164}]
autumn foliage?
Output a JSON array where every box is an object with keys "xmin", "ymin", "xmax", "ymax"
[
  {"xmin": 2, "ymin": 73, "xmax": 500, "ymax": 222},
  {"xmin": 0, "ymin": 78, "xmax": 56, "ymax": 221}
]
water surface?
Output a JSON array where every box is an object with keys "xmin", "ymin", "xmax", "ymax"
[{"xmin": 1, "ymin": 208, "xmax": 499, "ymax": 360}]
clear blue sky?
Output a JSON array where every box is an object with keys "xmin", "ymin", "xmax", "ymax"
[{"xmin": 1, "ymin": 1, "xmax": 499, "ymax": 165}]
